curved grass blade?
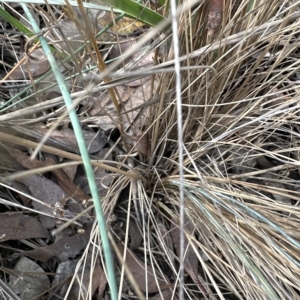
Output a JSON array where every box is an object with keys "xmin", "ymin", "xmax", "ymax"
[
  {"xmin": 2, "ymin": 0, "xmax": 166, "ymax": 27},
  {"xmin": 95, "ymin": 0, "xmax": 165, "ymax": 27},
  {"xmin": 0, "ymin": 5, "xmax": 33, "ymax": 36},
  {"xmin": 21, "ymin": 4, "xmax": 118, "ymax": 300}
]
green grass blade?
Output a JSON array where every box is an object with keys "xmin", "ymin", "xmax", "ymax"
[
  {"xmin": 20, "ymin": 4, "xmax": 118, "ymax": 300},
  {"xmin": 157, "ymin": 0, "xmax": 166, "ymax": 5},
  {"xmin": 94, "ymin": 0, "xmax": 165, "ymax": 27},
  {"xmin": 0, "ymin": 5, "xmax": 33, "ymax": 36},
  {"xmin": 2, "ymin": 0, "xmax": 166, "ymax": 27}
]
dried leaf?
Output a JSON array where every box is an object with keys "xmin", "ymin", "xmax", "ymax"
[
  {"xmin": 75, "ymin": 168, "xmax": 113, "ymax": 197},
  {"xmin": 75, "ymin": 148, "xmax": 113, "ymax": 197},
  {"xmin": 9, "ymin": 49, "xmax": 50, "ymax": 80},
  {"xmin": 0, "ymin": 146, "xmax": 17, "ymax": 171},
  {"xmin": 207, "ymin": 0, "xmax": 224, "ymax": 37},
  {"xmin": 170, "ymin": 218, "xmax": 206, "ymax": 294},
  {"xmin": 125, "ymin": 131, "xmax": 149, "ymax": 155},
  {"xmin": 8, "ymin": 181, "xmax": 32, "ymax": 206},
  {"xmin": 157, "ymin": 221, "xmax": 174, "ymax": 264},
  {"xmin": 61, "ymin": 128, "xmax": 107, "ymax": 154},
  {"xmin": 95, "ymin": 265, "xmax": 108, "ymax": 299},
  {"xmin": 9, "ymin": 257, "xmax": 50, "ymax": 299},
  {"xmin": 69, "ymin": 265, "xmax": 106, "ymax": 299},
  {"xmin": 14, "ymin": 126, "xmax": 107, "ymax": 154},
  {"xmin": 157, "ymin": 222, "xmax": 173, "ymax": 250},
  {"xmin": 52, "ymin": 256, "xmax": 107, "ymax": 299},
  {"xmin": 95, "ymin": 10, "xmax": 144, "ymax": 36},
  {"xmin": 0, "ymin": 212, "xmax": 50, "ymax": 242},
  {"xmin": 117, "ymin": 242, "xmax": 170, "ymax": 293},
  {"xmin": 13, "ymin": 223, "xmax": 92, "ymax": 262},
  {"xmin": 48, "ymin": 19, "xmax": 85, "ymax": 52},
  {"xmin": 92, "ymin": 147, "xmax": 113, "ymax": 161},
  {"xmin": 44, "ymin": 156, "xmax": 89, "ymax": 202},
  {"xmin": 11, "ymin": 150, "xmax": 89, "ymax": 202},
  {"xmin": 109, "ymin": 40, "xmax": 154, "ymax": 87},
  {"xmin": 51, "ymin": 260, "xmax": 77, "ymax": 298},
  {"xmin": 123, "ymin": 78, "xmax": 159, "ymax": 129},
  {"xmin": 62, "ymin": 161, "xmax": 78, "ymax": 182},
  {"xmin": 11, "ymin": 148, "xmax": 46, "ymax": 169},
  {"xmin": 17, "ymin": 174, "xmax": 65, "ymax": 229},
  {"xmin": 88, "ymin": 86, "xmax": 131, "ymax": 119},
  {"xmin": 148, "ymin": 289, "xmax": 173, "ymax": 300}
]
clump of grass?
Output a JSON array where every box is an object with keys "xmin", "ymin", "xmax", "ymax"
[
  {"xmin": 1, "ymin": 0, "xmax": 300, "ymax": 299},
  {"xmin": 133, "ymin": 0, "xmax": 300, "ymax": 298}
]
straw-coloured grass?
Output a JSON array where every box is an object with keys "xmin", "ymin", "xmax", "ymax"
[{"xmin": 1, "ymin": 0, "xmax": 300, "ymax": 299}]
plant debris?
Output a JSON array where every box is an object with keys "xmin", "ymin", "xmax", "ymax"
[
  {"xmin": 0, "ymin": 0, "xmax": 300, "ymax": 299},
  {"xmin": 0, "ymin": 212, "xmax": 50, "ymax": 242}
]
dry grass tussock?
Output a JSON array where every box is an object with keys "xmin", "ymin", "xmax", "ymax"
[
  {"xmin": 144, "ymin": 1, "xmax": 300, "ymax": 299},
  {"xmin": 0, "ymin": 0, "xmax": 300, "ymax": 299}
]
